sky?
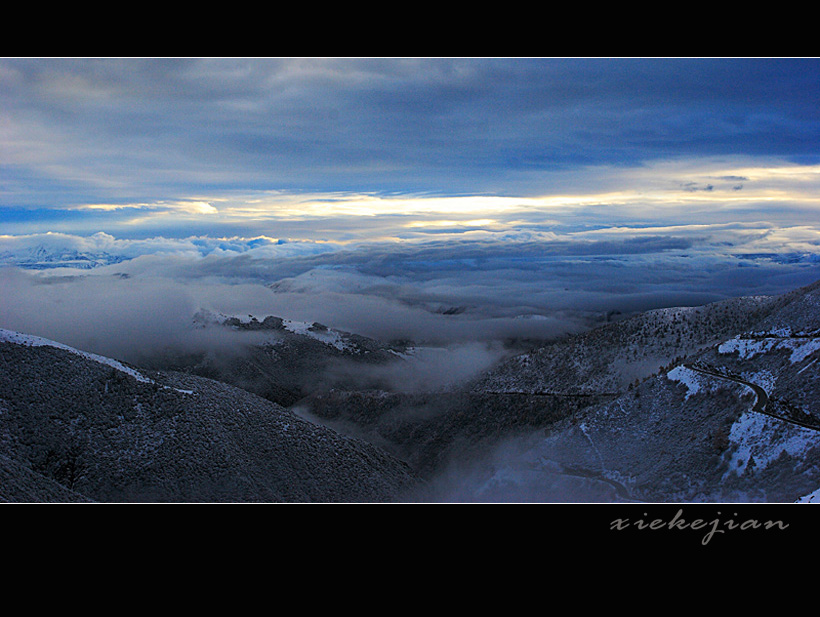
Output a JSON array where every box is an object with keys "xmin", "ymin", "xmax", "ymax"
[{"xmin": 3, "ymin": 57, "xmax": 820, "ymax": 358}]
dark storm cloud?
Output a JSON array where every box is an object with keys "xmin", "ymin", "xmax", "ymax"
[{"xmin": 4, "ymin": 57, "xmax": 820, "ymax": 210}]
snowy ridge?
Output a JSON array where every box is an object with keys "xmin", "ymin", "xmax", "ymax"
[
  {"xmin": 280, "ymin": 319, "xmax": 355, "ymax": 352},
  {"xmin": 0, "ymin": 328, "xmax": 152, "ymax": 383},
  {"xmin": 0, "ymin": 244, "xmax": 126, "ymax": 270},
  {"xmin": 193, "ymin": 309, "xmax": 359, "ymax": 352}
]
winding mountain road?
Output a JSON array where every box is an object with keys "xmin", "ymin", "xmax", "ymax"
[
  {"xmin": 528, "ymin": 358, "xmax": 819, "ymax": 502},
  {"xmin": 683, "ymin": 363, "xmax": 820, "ymax": 432},
  {"xmin": 684, "ymin": 364, "xmax": 768, "ymax": 412}
]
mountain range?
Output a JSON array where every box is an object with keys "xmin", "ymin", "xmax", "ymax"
[
  {"xmin": 0, "ymin": 245, "xmax": 126, "ymax": 270},
  {"xmin": 1, "ymin": 278, "xmax": 819, "ymax": 503}
]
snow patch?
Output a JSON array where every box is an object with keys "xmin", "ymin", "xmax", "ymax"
[
  {"xmin": 742, "ymin": 370, "xmax": 776, "ymax": 392},
  {"xmin": 791, "ymin": 339, "xmax": 820, "ymax": 363},
  {"xmin": 281, "ymin": 319, "xmax": 355, "ymax": 352},
  {"xmin": 718, "ymin": 336, "xmax": 820, "ymax": 364},
  {"xmin": 724, "ymin": 411, "xmax": 820, "ymax": 478},
  {"xmin": 719, "ymin": 337, "xmax": 781, "ymax": 360},
  {"xmin": 796, "ymin": 487, "xmax": 820, "ymax": 503},
  {"xmin": 666, "ymin": 365, "xmax": 706, "ymax": 399}
]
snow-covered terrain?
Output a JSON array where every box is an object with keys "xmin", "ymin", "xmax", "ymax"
[
  {"xmin": 0, "ymin": 245, "xmax": 125, "ymax": 270},
  {"xmin": 471, "ymin": 293, "xmax": 781, "ymax": 395},
  {"xmin": 3, "ymin": 277, "xmax": 820, "ymax": 502},
  {"xmin": 667, "ymin": 365, "xmax": 726, "ymax": 400},
  {"xmin": 452, "ymin": 279, "xmax": 820, "ymax": 502},
  {"xmin": 280, "ymin": 318, "xmax": 356, "ymax": 352},
  {"xmin": 193, "ymin": 309, "xmax": 373, "ymax": 353},
  {"xmin": 719, "ymin": 334, "xmax": 820, "ymax": 364},
  {"xmin": 722, "ymin": 410, "xmax": 819, "ymax": 478}
]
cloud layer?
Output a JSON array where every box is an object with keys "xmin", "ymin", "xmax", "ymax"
[
  {"xmin": 3, "ymin": 219, "xmax": 820, "ymax": 367},
  {"xmin": 3, "ymin": 58, "xmax": 820, "ymax": 211},
  {"xmin": 3, "ymin": 58, "xmax": 820, "ymax": 366}
]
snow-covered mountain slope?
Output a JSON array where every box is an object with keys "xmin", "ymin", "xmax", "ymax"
[
  {"xmin": 0, "ymin": 330, "xmax": 419, "ymax": 502},
  {"xmin": 486, "ymin": 364, "xmax": 820, "ymax": 503},
  {"xmin": 470, "ymin": 291, "xmax": 787, "ymax": 395},
  {"xmin": 440, "ymin": 279, "xmax": 820, "ymax": 502}
]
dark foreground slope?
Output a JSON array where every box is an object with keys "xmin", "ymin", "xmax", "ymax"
[{"xmin": 0, "ymin": 331, "xmax": 419, "ymax": 503}]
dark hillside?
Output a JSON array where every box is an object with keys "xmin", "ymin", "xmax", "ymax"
[{"xmin": 0, "ymin": 335, "xmax": 419, "ymax": 502}]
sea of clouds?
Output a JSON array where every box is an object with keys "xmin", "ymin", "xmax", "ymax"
[{"xmin": 3, "ymin": 223, "xmax": 820, "ymax": 369}]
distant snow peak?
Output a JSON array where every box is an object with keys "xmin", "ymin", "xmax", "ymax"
[{"xmin": 0, "ymin": 245, "xmax": 126, "ymax": 270}]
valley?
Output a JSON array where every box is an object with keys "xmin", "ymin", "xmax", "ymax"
[{"xmin": 2, "ymin": 279, "xmax": 820, "ymax": 502}]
